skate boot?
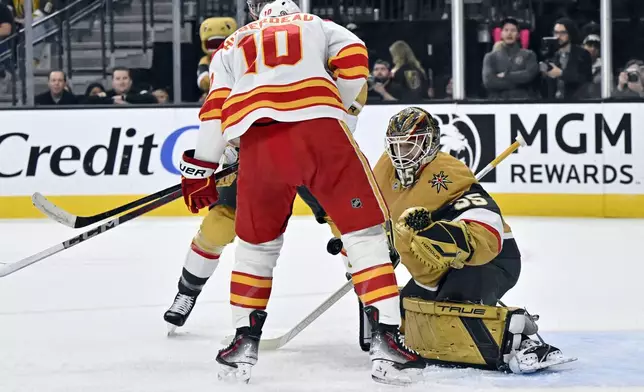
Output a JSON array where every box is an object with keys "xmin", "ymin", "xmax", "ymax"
[
  {"xmin": 164, "ymin": 292, "xmax": 197, "ymax": 335},
  {"xmin": 507, "ymin": 335, "xmax": 576, "ymax": 373},
  {"xmin": 216, "ymin": 310, "xmax": 267, "ymax": 383},
  {"xmin": 505, "ymin": 313, "xmax": 577, "ymax": 373},
  {"xmin": 364, "ymin": 306, "xmax": 425, "ymax": 385}
]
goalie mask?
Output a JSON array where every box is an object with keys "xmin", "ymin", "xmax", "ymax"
[
  {"xmin": 248, "ymin": 0, "xmax": 300, "ymax": 20},
  {"xmin": 385, "ymin": 107, "xmax": 440, "ymax": 188}
]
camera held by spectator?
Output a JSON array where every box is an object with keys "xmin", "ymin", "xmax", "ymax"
[
  {"xmin": 539, "ymin": 18, "xmax": 593, "ymax": 99},
  {"xmin": 482, "ymin": 17, "xmax": 539, "ymax": 100},
  {"xmin": 615, "ymin": 59, "xmax": 644, "ymax": 98},
  {"xmin": 366, "ymin": 60, "xmax": 403, "ymax": 102}
]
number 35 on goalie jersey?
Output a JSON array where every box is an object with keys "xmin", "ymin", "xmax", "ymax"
[
  {"xmin": 375, "ymin": 152, "xmax": 517, "ymax": 288},
  {"xmin": 198, "ymin": 13, "xmax": 368, "ymax": 143}
]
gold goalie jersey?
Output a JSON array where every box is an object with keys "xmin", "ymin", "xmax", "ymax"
[{"xmin": 374, "ymin": 151, "xmax": 516, "ymax": 288}]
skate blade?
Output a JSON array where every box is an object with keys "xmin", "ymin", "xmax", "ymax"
[
  {"xmin": 166, "ymin": 323, "xmax": 178, "ymax": 337},
  {"xmin": 510, "ymin": 355, "xmax": 578, "ymax": 374},
  {"xmin": 217, "ymin": 363, "xmax": 252, "ymax": 384},
  {"xmin": 371, "ymin": 360, "xmax": 424, "ymax": 386}
]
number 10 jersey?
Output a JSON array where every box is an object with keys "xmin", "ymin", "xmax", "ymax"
[{"xmin": 198, "ymin": 13, "xmax": 369, "ymax": 146}]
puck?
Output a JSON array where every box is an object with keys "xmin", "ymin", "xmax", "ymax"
[{"xmin": 326, "ymin": 237, "xmax": 343, "ymax": 255}]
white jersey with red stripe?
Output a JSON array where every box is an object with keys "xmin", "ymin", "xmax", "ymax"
[{"xmin": 193, "ymin": 13, "xmax": 368, "ymax": 163}]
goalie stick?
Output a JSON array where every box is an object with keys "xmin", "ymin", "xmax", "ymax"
[
  {"xmin": 1, "ymin": 164, "xmax": 239, "ymax": 278},
  {"xmin": 32, "ymin": 163, "xmax": 239, "ymax": 228},
  {"xmin": 230, "ymin": 136, "xmax": 527, "ymax": 351}
]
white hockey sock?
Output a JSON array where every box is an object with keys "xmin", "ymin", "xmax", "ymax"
[
  {"xmin": 342, "ymin": 225, "xmax": 402, "ymax": 326},
  {"xmin": 179, "ymin": 243, "xmax": 222, "ymax": 293},
  {"xmin": 230, "ymin": 236, "xmax": 282, "ymax": 329}
]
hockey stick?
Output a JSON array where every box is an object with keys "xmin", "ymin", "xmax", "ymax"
[
  {"xmin": 1, "ymin": 166, "xmax": 238, "ymax": 278},
  {"xmin": 32, "ymin": 185, "xmax": 180, "ymax": 229},
  {"xmin": 259, "ymin": 279, "xmax": 355, "ymax": 350},
  {"xmin": 0, "ymin": 191, "xmax": 180, "ymax": 278},
  {"xmin": 32, "ymin": 163, "xmax": 239, "ymax": 228},
  {"xmin": 236, "ymin": 136, "xmax": 527, "ymax": 350}
]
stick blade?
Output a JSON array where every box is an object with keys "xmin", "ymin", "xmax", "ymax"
[
  {"xmin": 259, "ymin": 337, "xmax": 284, "ymax": 351},
  {"xmin": 32, "ymin": 192, "xmax": 77, "ymax": 227},
  {"xmin": 219, "ymin": 334, "xmax": 283, "ymax": 351}
]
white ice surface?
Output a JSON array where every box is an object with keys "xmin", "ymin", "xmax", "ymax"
[{"xmin": 1, "ymin": 216, "xmax": 643, "ymax": 392}]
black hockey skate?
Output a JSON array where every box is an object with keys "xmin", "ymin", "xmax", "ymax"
[
  {"xmin": 164, "ymin": 292, "xmax": 197, "ymax": 335},
  {"xmin": 364, "ymin": 306, "xmax": 426, "ymax": 385},
  {"xmin": 216, "ymin": 310, "xmax": 267, "ymax": 383}
]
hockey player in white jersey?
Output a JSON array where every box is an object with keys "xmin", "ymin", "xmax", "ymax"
[
  {"xmin": 163, "ymin": 95, "xmax": 367, "ymax": 334},
  {"xmin": 177, "ymin": 0, "xmax": 425, "ymax": 385}
]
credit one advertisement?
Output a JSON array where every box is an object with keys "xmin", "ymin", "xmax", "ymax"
[{"xmin": 0, "ymin": 103, "xmax": 640, "ymax": 201}]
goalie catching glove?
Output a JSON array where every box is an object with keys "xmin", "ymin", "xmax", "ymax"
[
  {"xmin": 394, "ymin": 207, "xmax": 473, "ymax": 270},
  {"xmin": 179, "ymin": 149, "xmax": 219, "ymax": 213}
]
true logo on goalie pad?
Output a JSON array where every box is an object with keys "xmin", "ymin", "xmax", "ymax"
[{"xmin": 436, "ymin": 304, "xmax": 486, "ymax": 316}]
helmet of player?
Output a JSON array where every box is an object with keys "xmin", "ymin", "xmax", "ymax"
[
  {"xmin": 247, "ymin": 0, "xmax": 300, "ymax": 20},
  {"xmin": 385, "ymin": 107, "xmax": 441, "ymax": 188},
  {"xmin": 199, "ymin": 17, "xmax": 237, "ymax": 55}
]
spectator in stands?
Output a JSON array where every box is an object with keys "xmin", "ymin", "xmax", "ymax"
[
  {"xmin": 366, "ymin": 60, "xmax": 403, "ymax": 102},
  {"xmin": 582, "ymin": 33, "xmax": 601, "ymax": 97},
  {"xmin": 615, "ymin": 59, "xmax": 644, "ymax": 98},
  {"xmin": 35, "ymin": 70, "xmax": 77, "ymax": 105},
  {"xmin": 86, "ymin": 67, "xmax": 157, "ymax": 104},
  {"xmin": 482, "ymin": 17, "xmax": 539, "ymax": 100},
  {"xmin": 389, "ymin": 40, "xmax": 429, "ymax": 101},
  {"xmin": 0, "ymin": 1, "xmax": 13, "ymax": 91},
  {"xmin": 9, "ymin": 0, "xmax": 54, "ymax": 26},
  {"xmin": 540, "ymin": 18, "xmax": 593, "ymax": 99},
  {"xmin": 78, "ymin": 82, "xmax": 106, "ymax": 104},
  {"xmin": 10, "ymin": 0, "xmax": 54, "ymax": 68},
  {"xmin": 152, "ymin": 88, "xmax": 170, "ymax": 104},
  {"xmin": 85, "ymin": 82, "xmax": 106, "ymax": 97},
  {"xmin": 445, "ymin": 77, "xmax": 453, "ymax": 99}
]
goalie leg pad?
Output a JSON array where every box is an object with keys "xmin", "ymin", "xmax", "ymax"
[
  {"xmin": 402, "ymin": 298, "xmax": 576, "ymax": 372},
  {"xmin": 402, "ymin": 298, "xmax": 525, "ymax": 370}
]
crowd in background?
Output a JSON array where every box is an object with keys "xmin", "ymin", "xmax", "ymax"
[
  {"xmin": 0, "ymin": 0, "xmax": 169, "ymax": 105},
  {"xmin": 1, "ymin": 0, "xmax": 644, "ymax": 106},
  {"xmin": 34, "ymin": 67, "xmax": 166, "ymax": 105},
  {"xmin": 365, "ymin": 17, "xmax": 643, "ymax": 102}
]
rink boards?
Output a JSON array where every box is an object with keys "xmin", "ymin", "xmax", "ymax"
[{"xmin": 0, "ymin": 102, "xmax": 642, "ymax": 218}]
